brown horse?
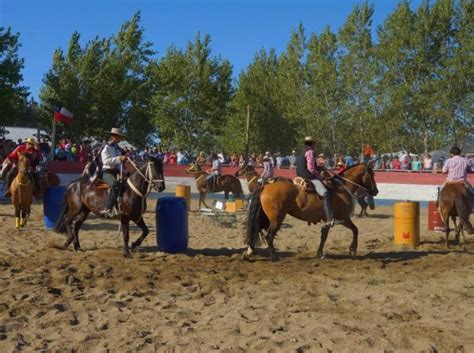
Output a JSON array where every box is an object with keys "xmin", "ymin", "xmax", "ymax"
[
  {"xmin": 10, "ymin": 153, "xmax": 35, "ymax": 228},
  {"xmin": 186, "ymin": 162, "xmax": 244, "ymax": 209},
  {"xmin": 244, "ymin": 163, "xmax": 378, "ymax": 261},
  {"xmin": 439, "ymin": 182, "xmax": 473, "ymax": 247},
  {"xmin": 356, "ymin": 189, "xmax": 375, "ymax": 217},
  {"xmin": 54, "ymin": 156, "xmax": 165, "ymax": 257},
  {"xmin": 234, "ymin": 164, "xmax": 293, "ymax": 193}
]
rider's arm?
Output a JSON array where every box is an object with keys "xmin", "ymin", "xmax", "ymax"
[
  {"xmin": 7, "ymin": 146, "xmax": 21, "ymax": 161},
  {"xmin": 442, "ymin": 159, "xmax": 449, "ymax": 174},
  {"xmin": 305, "ymin": 149, "xmax": 319, "ymax": 176}
]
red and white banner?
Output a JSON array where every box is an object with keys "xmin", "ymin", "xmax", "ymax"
[{"xmin": 54, "ymin": 106, "xmax": 74, "ymax": 125}]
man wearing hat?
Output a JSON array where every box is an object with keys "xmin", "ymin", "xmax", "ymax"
[
  {"xmin": 296, "ymin": 136, "xmax": 343, "ymax": 227},
  {"xmin": 260, "ymin": 155, "xmax": 274, "ymax": 184},
  {"xmin": 100, "ymin": 128, "xmax": 127, "ymax": 217},
  {"xmin": 3, "ymin": 137, "xmax": 41, "ymax": 197}
]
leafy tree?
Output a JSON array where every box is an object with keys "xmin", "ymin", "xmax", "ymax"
[
  {"xmin": 0, "ymin": 26, "xmax": 28, "ymax": 126},
  {"xmin": 150, "ymin": 33, "xmax": 233, "ymax": 153}
]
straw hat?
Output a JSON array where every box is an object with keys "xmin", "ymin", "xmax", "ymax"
[
  {"xmin": 304, "ymin": 136, "xmax": 316, "ymax": 143},
  {"xmin": 105, "ymin": 127, "xmax": 127, "ymax": 138},
  {"xmin": 318, "ymin": 153, "xmax": 325, "ymax": 158},
  {"xmin": 25, "ymin": 137, "xmax": 38, "ymax": 145}
]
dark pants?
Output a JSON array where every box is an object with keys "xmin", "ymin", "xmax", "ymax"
[{"xmin": 102, "ymin": 170, "xmax": 121, "ymax": 210}]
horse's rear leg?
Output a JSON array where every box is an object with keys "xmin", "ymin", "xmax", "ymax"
[
  {"xmin": 72, "ymin": 210, "xmax": 89, "ymax": 251},
  {"xmin": 131, "ymin": 218, "xmax": 149, "ymax": 249},
  {"xmin": 443, "ymin": 213, "xmax": 450, "ymax": 248},
  {"xmin": 265, "ymin": 217, "xmax": 284, "ymax": 262}
]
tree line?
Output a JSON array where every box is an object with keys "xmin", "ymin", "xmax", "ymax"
[{"xmin": 0, "ymin": 0, "xmax": 472, "ymax": 155}]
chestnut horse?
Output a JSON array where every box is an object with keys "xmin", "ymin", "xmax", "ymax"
[
  {"xmin": 235, "ymin": 164, "xmax": 293, "ymax": 193},
  {"xmin": 439, "ymin": 183, "xmax": 473, "ymax": 247},
  {"xmin": 186, "ymin": 162, "xmax": 244, "ymax": 209},
  {"xmin": 244, "ymin": 163, "xmax": 378, "ymax": 261},
  {"xmin": 54, "ymin": 156, "xmax": 165, "ymax": 257},
  {"xmin": 10, "ymin": 153, "xmax": 35, "ymax": 228}
]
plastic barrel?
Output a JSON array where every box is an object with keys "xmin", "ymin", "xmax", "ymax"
[
  {"xmin": 156, "ymin": 197, "xmax": 188, "ymax": 253},
  {"xmin": 428, "ymin": 201, "xmax": 445, "ymax": 232},
  {"xmin": 393, "ymin": 201, "xmax": 420, "ymax": 246},
  {"xmin": 175, "ymin": 184, "xmax": 191, "ymax": 211},
  {"xmin": 43, "ymin": 186, "xmax": 66, "ymax": 229}
]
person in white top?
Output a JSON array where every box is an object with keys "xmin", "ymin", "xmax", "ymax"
[
  {"xmin": 423, "ymin": 153, "xmax": 433, "ymax": 171},
  {"xmin": 100, "ymin": 128, "xmax": 127, "ymax": 217}
]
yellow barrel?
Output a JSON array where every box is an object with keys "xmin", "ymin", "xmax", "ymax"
[
  {"xmin": 175, "ymin": 184, "xmax": 191, "ymax": 211},
  {"xmin": 393, "ymin": 201, "xmax": 420, "ymax": 246}
]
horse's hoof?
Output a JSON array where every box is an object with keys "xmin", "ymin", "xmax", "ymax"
[
  {"xmin": 130, "ymin": 242, "xmax": 138, "ymax": 249},
  {"xmin": 124, "ymin": 253, "xmax": 132, "ymax": 258},
  {"xmin": 241, "ymin": 253, "xmax": 250, "ymax": 261},
  {"xmin": 316, "ymin": 252, "xmax": 325, "ymax": 259},
  {"xmin": 349, "ymin": 250, "xmax": 357, "ymax": 258}
]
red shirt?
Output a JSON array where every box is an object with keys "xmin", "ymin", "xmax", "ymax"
[
  {"xmin": 391, "ymin": 159, "xmax": 401, "ymax": 170},
  {"xmin": 8, "ymin": 144, "xmax": 41, "ymax": 166}
]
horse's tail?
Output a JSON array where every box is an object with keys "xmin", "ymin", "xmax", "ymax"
[
  {"xmin": 245, "ymin": 187, "xmax": 269, "ymax": 248},
  {"xmin": 54, "ymin": 196, "xmax": 68, "ymax": 233},
  {"xmin": 454, "ymin": 196, "xmax": 473, "ymax": 234}
]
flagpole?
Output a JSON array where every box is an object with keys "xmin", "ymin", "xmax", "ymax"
[{"xmin": 50, "ymin": 116, "xmax": 56, "ymax": 161}]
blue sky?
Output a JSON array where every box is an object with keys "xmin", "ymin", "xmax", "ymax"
[{"xmin": 1, "ymin": 0, "xmax": 422, "ymax": 101}]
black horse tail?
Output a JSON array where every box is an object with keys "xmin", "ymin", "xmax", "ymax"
[
  {"xmin": 454, "ymin": 196, "xmax": 473, "ymax": 234},
  {"xmin": 245, "ymin": 187, "xmax": 269, "ymax": 248},
  {"xmin": 54, "ymin": 196, "xmax": 68, "ymax": 233}
]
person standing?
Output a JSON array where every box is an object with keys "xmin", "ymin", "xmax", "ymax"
[
  {"xmin": 296, "ymin": 136, "xmax": 343, "ymax": 227},
  {"xmin": 100, "ymin": 128, "xmax": 127, "ymax": 218}
]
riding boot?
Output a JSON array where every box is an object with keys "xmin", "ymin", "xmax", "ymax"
[
  {"xmin": 323, "ymin": 194, "xmax": 344, "ymax": 227},
  {"xmin": 101, "ymin": 190, "xmax": 117, "ymax": 218},
  {"xmin": 3, "ymin": 169, "xmax": 15, "ymax": 197}
]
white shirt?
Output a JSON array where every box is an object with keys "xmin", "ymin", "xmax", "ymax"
[{"xmin": 101, "ymin": 143, "xmax": 122, "ymax": 171}]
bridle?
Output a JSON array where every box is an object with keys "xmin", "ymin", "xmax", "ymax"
[
  {"xmin": 331, "ymin": 165, "xmax": 377, "ymax": 199},
  {"xmin": 126, "ymin": 157, "xmax": 164, "ymax": 198}
]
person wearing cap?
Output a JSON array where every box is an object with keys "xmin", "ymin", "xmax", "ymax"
[
  {"xmin": 289, "ymin": 150, "xmax": 297, "ymax": 170},
  {"xmin": 3, "ymin": 137, "xmax": 41, "ymax": 197},
  {"xmin": 206, "ymin": 153, "xmax": 221, "ymax": 191},
  {"xmin": 296, "ymin": 136, "xmax": 343, "ymax": 227},
  {"xmin": 260, "ymin": 156, "xmax": 274, "ymax": 184},
  {"xmin": 100, "ymin": 128, "xmax": 127, "ymax": 217},
  {"xmin": 316, "ymin": 153, "xmax": 327, "ymax": 167}
]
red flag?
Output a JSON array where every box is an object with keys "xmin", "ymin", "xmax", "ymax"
[{"xmin": 54, "ymin": 106, "xmax": 74, "ymax": 124}]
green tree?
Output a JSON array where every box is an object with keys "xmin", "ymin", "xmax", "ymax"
[
  {"xmin": 151, "ymin": 33, "xmax": 233, "ymax": 153},
  {"xmin": 0, "ymin": 26, "xmax": 28, "ymax": 126}
]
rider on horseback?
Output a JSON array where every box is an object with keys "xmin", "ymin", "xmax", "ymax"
[
  {"xmin": 442, "ymin": 146, "xmax": 473, "ymax": 194},
  {"xmin": 3, "ymin": 137, "xmax": 41, "ymax": 197},
  {"xmin": 100, "ymin": 128, "xmax": 127, "ymax": 218},
  {"xmin": 260, "ymin": 156, "xmax": 274, "ymax": 184},
  {"xmin": 296, "ymin": 136, "xmax": 344, "ymax": 227},
  {"xmin": 206, "ymin": 153, "xmax": 221, "ymax": 192}
]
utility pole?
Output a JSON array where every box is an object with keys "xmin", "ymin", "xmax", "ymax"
[{"xmin": 244, "ymin": 105, "xmax": 250, "ymax": 162}]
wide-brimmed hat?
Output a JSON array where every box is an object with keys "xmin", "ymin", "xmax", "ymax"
[
  {"xmin": 25, "ymin": 137, "xmax": 38, "ymax": 145},
  {"xmin": 105, "ymin": 127, "xmax": 127, "ymax": 138},
  {"xmin": 304, "ymin": 136, "xmax": 316, "ymax": 143}
]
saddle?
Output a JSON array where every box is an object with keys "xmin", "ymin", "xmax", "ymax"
[{"xmin": 293, "ymin": 177, "xmax": 316, "ymax": 193}]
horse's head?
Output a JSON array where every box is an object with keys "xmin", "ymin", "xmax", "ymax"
[
  {"xmin": 342, "ymin": 163, "xmax": 378, "ymax": 197},
  {"xmin": 17, "ymin": 152, "xmax": 32, "ymax": 172},
  {"xmin": 235, "ymin": 164, "xmax": 253, "ymax": 177},
  {"xmin": 186, "ymin": 162, "xmax": 201, "ymax": 174},
  {"xmin": 147, "ymin": 156, "xmax": 165, "ymax": 192}
]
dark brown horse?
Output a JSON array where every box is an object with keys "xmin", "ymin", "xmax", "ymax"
[
  {"xmin": 439, "ymin": 182, "xmax": 473, "ymax": 247},
  {"xmin": 234, "ymin": 164, "xmax": 293, "ymax": 193},
  {"xmin": 54, "ymin": 156, "xmax": 165, "ymax": 257},
  {"xmin": 186, "ymin": 162, "xmax": 244, "ymax": 209},
  {"xmin": 356, "ymin": 189, "xmax": 375, "ymax": 217},
  {"xmin": 244, "ymin": 163, "xmax": 378, "ymax": 261}
]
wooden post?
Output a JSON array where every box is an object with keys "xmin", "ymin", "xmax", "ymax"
[
  {"xmin": 50, "ymin": 117, "xmax": 56, "ymax": 161},
  {"xmin": 244, "ymin": 105, "xmax": 250, "ymax": 161}
]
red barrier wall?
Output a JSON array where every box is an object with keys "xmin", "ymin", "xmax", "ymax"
[{"xmin": 48, "ymin": 161, "xmax": 473, "ymax": 185}]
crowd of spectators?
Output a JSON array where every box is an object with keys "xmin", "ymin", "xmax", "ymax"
[{"xmin": 2, "ymin": 136, "xmax": 473, "ymax": 173}]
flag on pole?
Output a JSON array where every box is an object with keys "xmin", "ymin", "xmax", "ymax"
[{"xmin": 54, "ymin": 106, "xmax": 74, "ymax": 125}]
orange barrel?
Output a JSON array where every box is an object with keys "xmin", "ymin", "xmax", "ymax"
[
  {"xmin": 428, "ymin": 201, "xmax": 445, "ymax": 232},
  {"xmin": 393, "ymin": 201, "xmax": 420, "ymax": 246},
  {"xmin": 175, "ymin": 184, "xmax": 191, "ymax": 211}
]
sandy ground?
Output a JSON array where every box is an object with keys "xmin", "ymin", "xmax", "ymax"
[{"xmin": 0, "ymin": 198, "xmax": 473, "ymax": 353}]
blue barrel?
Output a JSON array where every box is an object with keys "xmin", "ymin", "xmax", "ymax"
[
  {"xmin": 156, "ymin": 197, "xmax": 188, "ymax": 253},
  {"xmin": 43, "ymin": 186, "xmax": 66, "ymax": 229}
]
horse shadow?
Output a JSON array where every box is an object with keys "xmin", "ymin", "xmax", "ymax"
[
  {"xmin": 321, "ymin": 249, "xmax": 474, "ymax": 264},
  {"xmin": 134, "ymin": 246, "xmax": 295, "ymax": 259},
  {"xmin": 357, "ymin": 214, "xmax": 392, "ymax": 219}
]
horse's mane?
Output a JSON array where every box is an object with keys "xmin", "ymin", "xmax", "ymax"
[{"xmin": 338, "ymin": 163, "xmax": 366, "ymax": 176}]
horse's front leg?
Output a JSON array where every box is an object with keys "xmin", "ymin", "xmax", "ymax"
[
  {"xmin": 343, "ymin": 219, "xmax": 359, "ymax": 258},
  {"xmin": 14, "ymin": 206, "xmax": 20, "ymax": 229},
  {"xmin": 444, "ymin": 214, "xmax": 450, "ymax": 248},
  {"xmin": 131, "ymin": 218, "xmax": 149, "ymax": 249},
  {"xmin": 201, "ymin": 192, "xmax": 210, "ymax": 209},
  {"xmin": 224, "ymin": 190, "xmax": 229, "ymax": 200},
  {"xmin": 20, "ymin": 208, "xmax": 27, "ymax": 227},
  {"xmin": 121, "ymin": 217, "xmax": 131, "ymax": 257},
  {"xmin": 316, "ymin": 224, "xmax": 330, "ymax": 259}
]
